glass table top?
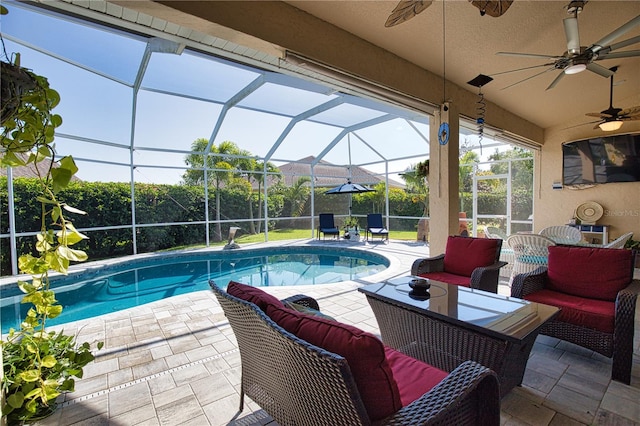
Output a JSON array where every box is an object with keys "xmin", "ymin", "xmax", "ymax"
[{"xmin": 359, "ymin": 275, "xmax": 559, "ymax": 341}]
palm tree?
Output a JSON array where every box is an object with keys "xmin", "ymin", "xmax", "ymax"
[
  {"xmin": 273, "ymin": 176, "xmax": 311, "ymax": 227},
  {"xmin": 183, "ymin": 139, "xmax": 242, "ymax": 241},
  {"xmin": 249, "ymin": 161, "xmax": 280, "ymax": 233},
  {"xmin": 402, "ymin": 159, "xmax": 429, "ymax": 216}
]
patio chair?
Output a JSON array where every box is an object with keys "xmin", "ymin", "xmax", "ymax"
[
  {"xmin": 411, "ymin": 236, "xmax": 506, "ymax": 293},
  {"xmin": 506, "ymin": 234, "xmax": 555, "ymax": 285},
  {"xmin": 539, "ymin": 225, "xmax": 582, "ymax": 244},
  {"xmin": 317, "ymin": 213, "xmax": 340, "ymax": 240},
  {"xmin": 511, "ymin": 246, "xmax": 639, "ymax": 384},
  {"xmin": 485, "ymin": 226, "xmax": 508, "ymax": 240},
  {"xmin": 211, "ymin": 280, "xmax": 501, "ymax": 425},
  {"xmin": 579, "ymin": 231, "xmax": 633, "ymax": 249},
  {"xmin": 366, "ymin": 213, "xmax": 389, "ymax": 242},
  {"xmin": 485, "ymin": 227, "xmax": 513, "ymax": 278}
]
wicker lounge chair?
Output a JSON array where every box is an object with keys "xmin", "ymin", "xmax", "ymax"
[
  {"xmin": 506, "ymin": 233, "xmax": 555, "ymax": 285},
  {"xmin": 511, "ymin": 246, "xmax": 639, "ymax": 384},
  {"xmin": 485, "ymin": 227, "xmax": 513, "ymax": 278},
  {"xmin": 210, "ymin": 280, "xmax": 501, "ymax": 425},
  {"xmin": 539, "ymin": 225, "xmax": 582, "ymax": 244},
  {"xmin": 366, "ymin": 213, "xmax": 389, "ymax": 242},
  {"xmin": 317, "ymin": 213, "xmax": 340, "ymax": 240},
  {"xmin": 579, "ymin": 231, "xmax": 633, "ymax": 249},
  {"xmin": 411, "ymin": 236, "xmax": 506, "ymax": 293}
]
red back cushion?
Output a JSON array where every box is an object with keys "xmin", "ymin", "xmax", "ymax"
[
  {"xmin": 384, "ymin": 347, "xmax": 448, "ymax": 407},
  {"xmin": 443, "ymin": 236, "xmax": 499, "ymax": 277},
  {"xmin": 266, "ymin": 304, "xmax": 402, "ymax": 421},
  {"xmin": 226, "ymin": 281, "xmax": 284, "ymax": 311},
  {"xmin": 546, "ymin": 246, "xmax": 633, "ymax": 301}
]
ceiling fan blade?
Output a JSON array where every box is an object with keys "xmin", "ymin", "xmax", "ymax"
[
  {"xmin": 563, "ymin": 17, "xmax": 581, "ymax": 54},
  {"xmin": 620, "ymin": 106, "xmax": 640, "ymax": 116},
  {"xmin": 586, "ymin": 63, "xmax": 615, "ymax": 78},
  {"xmin": 469, "ymin": 0, "xmax": 514, "ymax": 18},
  {"xmin": 600, "ymin": 35, "xmax": 640, "ymax": 54},
  {"xmin": 385, "ymin": 0, "xmax": 432, "ymax": 27},
  {"xmin": 546, "ymin": 71, "xmax": 566, "ymax": 90},
  {"xmin": 589, "ymin": 15, "xmax": 640, "ymax": 54},
  {"xmin": 489, "ymin": 63, "xmax": 555, "ymax": 76},
  {"xmin": 496, "ymin": 51, "xmax": 561, "ymax": 60},
  {"xmin": 585, "ymin": 112, "xmax": 608, "ymax": 118},
  {"xmin": 562, "ymin": 119, "xmax": 601, "ymax": 130},
  {"xmin": 500, "ymin": 66, "xmax": 557, "ymax": 90},
  {"xmin": 622, "ymin": 115, "xmax": 640, "ymax": 121},
  {"xmin": 597, "ymin": 50, "xmax": 640, "ymax": 60}
]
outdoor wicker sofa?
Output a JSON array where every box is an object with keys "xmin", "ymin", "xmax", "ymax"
[
  {"xmin": 210, "ymin": 280, "xmax": 501, "ymax": 426},
  {"xmin": 411, "ymin": 235, "xmax": 506, "ymax": 293},
  {"xmin": 511, "ymin": 245, "xmax": 639, "ymax": 384}
]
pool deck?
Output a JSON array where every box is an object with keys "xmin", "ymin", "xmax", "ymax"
[{"xmin": 23, "ymin": 239, "xmax": 640, "ymax": 425}]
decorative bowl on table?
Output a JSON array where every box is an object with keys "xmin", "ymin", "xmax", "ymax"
[
  {"xmin": 409, "ymin": 277, "xmax": 430, "ymax": 290},
  {"xmin": 408, "ymin": 278, "xmax": 430, "ymax": 299}
]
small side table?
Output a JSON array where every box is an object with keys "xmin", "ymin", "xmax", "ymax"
[{"xmin": 569, "ymin": 224, "xmax": 609, "ymax": 244}]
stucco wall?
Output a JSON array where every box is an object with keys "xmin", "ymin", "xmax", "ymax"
[{"xmin": 537, "ymin": 122, "xmax": 640, "ymax": 243}]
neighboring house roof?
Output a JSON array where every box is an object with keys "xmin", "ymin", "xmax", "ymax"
[
  {"xmin": 269, "ymin": 156, "xmax": 406, "ymax": 189},
  {"xmin": 0, "ymin": 153, "xmax": 83, "ymax": 181}
]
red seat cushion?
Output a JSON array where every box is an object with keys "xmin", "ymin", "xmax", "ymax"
[
  {"xmin": 524, "ymin": 289, "xmax": 615, "ymax": 333},
  {"xmin": 546, "ymin": 246, "xmax": 633, "ymax": 301},
  {"xmin": 443, "ymin": 236, "xmax": 498, "ymax": 277},
  {"xmin": 384, "ymin": 346, "xmax": 448, "ymax": 407},
  {"xmin": 266, "ymin": 304, "xmax": 402, "ymax": 421},
  {"xmin": 418, "ymin": 271, "xmax": 471, "ymax": 287},
  {"xmin": 226, "ymin": 281, "xmax": 284, "ymax": 311}
]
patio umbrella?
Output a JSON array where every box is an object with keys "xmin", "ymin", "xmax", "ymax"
[{"xmin": 325, "ymin": 180, "xmax": 374, "ymax": 217}]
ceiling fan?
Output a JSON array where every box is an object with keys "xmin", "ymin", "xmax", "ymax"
[
  {"xmin": 385, "ymin": 0, "xmax": 513, "ymax": 27},
  {"xmin": 496, "ymin": 1, "xmax": 640, "ymax": 90},
  {"xmin": 583, "ymin": 67, "xmax": 640, "ymax": 132}
]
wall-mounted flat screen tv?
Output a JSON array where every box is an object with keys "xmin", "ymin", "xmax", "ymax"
[{"xmin": 562, "ymin": 133, "xmax": 640, "ymax": 185}]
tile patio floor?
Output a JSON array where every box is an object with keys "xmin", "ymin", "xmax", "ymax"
[{"xmin": 30, "ymin": 239, "xmax": 640, "ymax": 426}]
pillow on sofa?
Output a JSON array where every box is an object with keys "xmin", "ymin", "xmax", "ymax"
[
  {"xmin": 283, "ymin": 301, "xmax": 336, "ymax": 321},
  {"xmin": 443, "ymin": 236, "xmax": 499, "ymax": 277},
  {"xmin": 384, "ymin": 346, "xmax": 448, "ymax": 406},
  {"xmin": 266, "ymin": 304, "xmax": 402, "ymax": 421},
  {"xmin": 546, "ymin": 246, "xmax": 633, "ymax": 301},
  {"xmin": 226, "ymin": 281, "xmax": 284, "ymax": 311}
]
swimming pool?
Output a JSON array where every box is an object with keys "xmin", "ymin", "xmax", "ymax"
[{"xmin": 1, "ymin": 246, "xmax": 389, "ymax": 333}]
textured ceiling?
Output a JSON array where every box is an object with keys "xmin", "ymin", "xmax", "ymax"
[{"xmin": 286, "ymin": 0, "xmax": 640, "ymax": 131}]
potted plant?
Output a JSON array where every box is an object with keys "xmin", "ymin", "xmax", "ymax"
[
  {"xmin": 625, "ymin": 238, "xmax": 640, "ymax": 268},
  {"xmin": 343, "ymin": 216, "xmax": 360, "ymax": 240},
  {"xmin": 1, "ymin": 6, "xmax": 102, "ymax": 423}
]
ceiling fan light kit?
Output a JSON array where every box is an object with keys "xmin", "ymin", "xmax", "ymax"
[
  {"xmin": 582, "ymin": 66, "xmax": 640, "ymax": 131},
  {"xmin": 599, "ymin": 120, "xmax": 624, "ymax": 132},
  {"xmin": 564, "ymin": 62, "xmax": 587, "ymax": 74},
  {"xmin": 494, "ymin": 9, "xmax": 640, "ymax": 90}
]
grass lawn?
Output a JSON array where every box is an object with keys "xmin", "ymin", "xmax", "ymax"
[
  {"xmin": 236, "ymin": 228, "xmax": 418, "ymax": 243},
  {"xmin": 160, "ymin": 228, "xmax": 420, "ymax": 253}
]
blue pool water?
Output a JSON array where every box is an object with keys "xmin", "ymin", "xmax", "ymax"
[{"xmin": 1, "ymin": 246, "xmax": 388, "ymax": 333}]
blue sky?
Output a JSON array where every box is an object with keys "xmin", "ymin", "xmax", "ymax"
[{"xmin": 2, "ymin": 3, "xmax": 505, "ymax": 185}]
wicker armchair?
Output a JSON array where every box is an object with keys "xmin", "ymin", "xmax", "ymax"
[
  {"xmin": 511, "ymin": 246, "xmax": 639, "ymax": 384},
  {"xmin": 485, "ymin": 226, "xmax": 508, "ymax": 240},
  {"xmin": 539, "ymin": 225, "xmax": 582, "ymax": 244},
  {"xmin": 579, "ymin": 231, "xmax": 633, "ymax": 249},
  {"xmin": 411, "ymin": 236, "xmax": 506, "ymax": 293},
  {"xmin": 210, "ymin": 281, "xmax": 501, "ymax": 425},
  {"xmin": 506, "ymin": 234, "xmax": 555, "ymax": 285},
  {"xmin": 485, "ymin": 227, "xmax": 513, "ymax": 278}
]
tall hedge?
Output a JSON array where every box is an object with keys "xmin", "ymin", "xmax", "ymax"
[{"xmin": 1, "ymin": 177, "xmax": 531, "ymax": 275}]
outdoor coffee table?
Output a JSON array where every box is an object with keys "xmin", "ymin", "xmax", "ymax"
[{"xmin": 359, "ymin": 275, "xmax": 559, "ymax": 397}]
